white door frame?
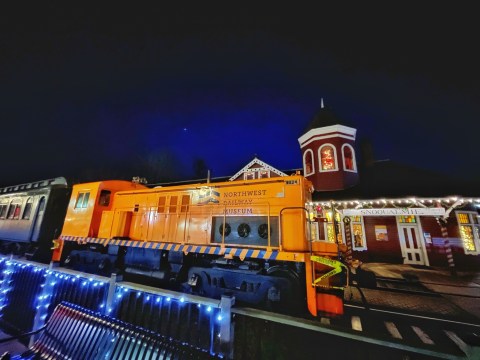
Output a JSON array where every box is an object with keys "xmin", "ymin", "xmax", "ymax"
[{"xmin": 396, "ymin": 216, "xmax": 429, "ymax": 266}]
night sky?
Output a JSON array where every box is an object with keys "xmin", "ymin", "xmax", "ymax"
[{"xmin": 1, "ymin": 5, "xmax": 479, "ymax": 189}]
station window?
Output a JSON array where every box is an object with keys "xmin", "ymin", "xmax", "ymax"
[
  {"xmin": 324, "ymin": 211, "xmax": 342, "ymax": 243},
  {"xmin": 310, "ymin": 222, "xmax": 319, "ymax": 241},
  {"xmin": 398, "ymin": 215, "xmax": 417, "ymax": 223},
  {"xmin": 456, "ymin": 211, "xmax": 480, "ymax": 255},
  {"xmin": 74, "ymin": 192, "xmax": 90, "ymax": 209},
  {"xmin": 244, "ymin": 172, "xmax": 255, "ymax": 180},
  {"xmin": 319, "ymin": 144, "xmax": 338, "ymax": 171},
  {"xmin": 342, "ymin": 144, "xmax": 357, "ymax": 172},
  {"xmin": 22, "ymin": 197, "xmax": 33, "ymax": 220},
  {"xmin": 258, "ymin": 170, "xmax": 269, "ymax": 179},
  {"xmin": 303, "ymin": 149, "xmax": 314, "ymax": 175},
  {"xmin": 98, "ymin": 190, "xmax": 111, "ymax": 206}
]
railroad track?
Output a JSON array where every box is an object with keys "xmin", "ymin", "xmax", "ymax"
[
  {"xmin": 373, "ymin": 276, "xmax": 480, "ymax": 298},
  {"xmin": 232, "ymin": 305, "xmax": 480, "ymax": 360}
]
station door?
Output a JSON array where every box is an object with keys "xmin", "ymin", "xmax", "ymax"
[{"xmin": 398, "ymin": 223, "xmax": 425, "ymax": 265}]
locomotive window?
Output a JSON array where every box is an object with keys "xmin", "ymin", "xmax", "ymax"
[
  {"xmin": 75, "ymin": 193, "xmax": 84, "ymax": 208},
  {"xmin": 98, "ymin": 190, "xmax": 111, "ymax": 206},
  {"xmin": 180, "ymin": 195, "xmax": 190, "ymax": 213},
  {"xmin": 82, "ymin": 193, "xmax": 90, "ymax": 207},
  {"xmin": 22, "ymin": 198, "xmax": 33, "ymax": 220},
  {"xmin": 75, "ymin": 192, "xmax": 90, "ymax": 209}
]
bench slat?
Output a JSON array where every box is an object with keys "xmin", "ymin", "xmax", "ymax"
[{"xmin": 11, "ymin": 302, "xmax": 220, "ymax": 360}]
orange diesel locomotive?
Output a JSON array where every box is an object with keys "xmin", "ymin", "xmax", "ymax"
[{"xmin": 53, "ymin": 174, "xmax": 347, "ymax": 317}]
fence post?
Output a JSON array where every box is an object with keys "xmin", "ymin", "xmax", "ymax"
[
  {"xmin": 105, "ymin": 273, "xmax": 121, "ymax": 316},
  {"xmin": 29, "ymin": 266, "xmax": 54, "ymax": 347},
  {"xmin": 219, "ymin": 295, "xmax": 235, "ymax": 359},
  {"xmin": 0, "ymin": 258, "xmax": 14, "ymax": 320}
]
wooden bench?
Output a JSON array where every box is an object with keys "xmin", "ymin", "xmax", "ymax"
[{"xmin": 1, "ymin": 302, "xmax": 220, "ymax": 360}]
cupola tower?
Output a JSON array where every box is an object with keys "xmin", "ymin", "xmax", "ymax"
[{"xmin": 298, "ymin": 100, "xmax": 359, "ymax": 191}]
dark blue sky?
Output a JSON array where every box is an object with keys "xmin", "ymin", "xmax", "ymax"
[{"xmin": 1, "ymin": 5, "xmax": 479, "ymax": 187}]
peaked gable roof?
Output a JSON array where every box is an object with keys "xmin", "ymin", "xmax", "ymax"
[{"xmin": 229, "ymin": 157, "xmax": 288, "ymax": 181}]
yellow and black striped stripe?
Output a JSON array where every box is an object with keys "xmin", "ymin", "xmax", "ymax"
[{"xmin": 60, "ymin": 235, "xmax": 305, "ymax": 262}]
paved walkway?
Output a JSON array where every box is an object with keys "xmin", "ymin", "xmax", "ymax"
[{"xmin": 351, "ymin": 263, "xmax": 480, "ymax": 322}]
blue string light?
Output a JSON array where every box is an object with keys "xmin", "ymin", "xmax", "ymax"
[{"xmin": 0, "ymin": 257, "xmax": 227, "ymax": 347}]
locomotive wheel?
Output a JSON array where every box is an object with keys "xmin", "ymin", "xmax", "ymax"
[{"xmin": 265, "ymin": 266, "xmax": 305, "ymax": 316}]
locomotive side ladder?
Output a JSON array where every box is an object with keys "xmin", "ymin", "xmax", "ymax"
[{"xmin": 305, "ymin": 214, "xmax": 348, "ymax": 317}]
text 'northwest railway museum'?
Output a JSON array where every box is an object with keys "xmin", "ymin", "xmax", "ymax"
[{"xmin": 231, "ymin": 102, "xmax": 480, "ymax": 272}]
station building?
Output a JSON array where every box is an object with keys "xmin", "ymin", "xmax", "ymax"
[{"xmin": 229, "ymin": 101, "xmax": 480, "ymax": 271}]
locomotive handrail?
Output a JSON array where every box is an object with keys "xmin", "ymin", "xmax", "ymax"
[{"xmin": 104, "ymin": 201, "xmax": 282, "ymax": 255}]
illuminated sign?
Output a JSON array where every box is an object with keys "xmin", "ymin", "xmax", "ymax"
[{"xmin": 342, "ymin": 208, "xmax": 446, "ymax": 217}]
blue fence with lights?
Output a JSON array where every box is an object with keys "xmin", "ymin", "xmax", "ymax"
[{"xmin": 0, "ymin": 257, "xmax": 231, "ymax": 355}]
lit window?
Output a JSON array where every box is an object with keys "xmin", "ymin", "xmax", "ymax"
[
  {"xmin": 303, "ymin": 150, "xmax": 314, "ymax": 175},
  {"xmin": 350, "ymin": 216, "xmax": 367, "ymax": 251},
  {"xmin": 310, "ymin": 222, "xmax": 319, "ymax": 241},
  {"xmin": 342, "ymin": 144, "xmax": 356, "ymax": 172},
  {"xmin": 319, "ymin": 144, "xmax": 337, "ymax": 171},
  {"xmin": 399, "ymin": 215, "xmax": 416, "ymax": 223},
  {"xmin": 259, "ymin": 170, "xmax": 269, "ymax": 179},
  {"xmin": 244, "ymin": 172, "xmax": 255, "ymax": 180},
  {"xmin": 324, "ymin": 211, "xmax": 342, "ymax": 243},
  {"xmin": 456, "ymin": 211, "xmax": 480, "ymax": 254}
]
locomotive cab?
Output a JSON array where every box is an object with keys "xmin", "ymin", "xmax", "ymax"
[
  {"xmin": 61, "ymin": 180, "xmax": 147, "ymax": 238},
  {"xmin": 53, "ymin": 180, "xmax": 148, "ymax": 272}
]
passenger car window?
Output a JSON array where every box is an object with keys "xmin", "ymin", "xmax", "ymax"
[
  {"xmin": 7, "ymin": 201, "xmax": 21, "ymax": 220},
  {"xmin": 0, "ymin": 204, "xmax": 7, "ymax": 219},
  {"xmin": 22, "ymin": 197, "xmax": 33, "ymax": 220}
]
